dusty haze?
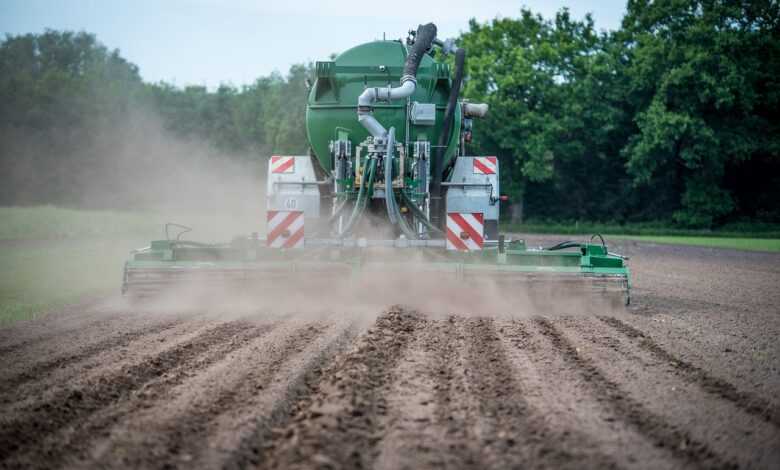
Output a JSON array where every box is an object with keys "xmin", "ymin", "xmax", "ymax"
[{"xmin": 2, "ymin": 105, "xmax": 269, "ymax": 242}]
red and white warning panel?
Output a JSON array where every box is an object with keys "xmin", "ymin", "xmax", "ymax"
[
  {"xmin": 266, "ymin": 210, "xmax": 304, "ymax": 249},
  {"xmin": 270, "ymin": 156, "xmax": 295, "ymax": 174},
  {"xmin": 446, "ymin": 212, "xmax": 484, "ymax": 251},
  {"xmin": 472, "ymin": 156, "xmax": 497, "ymax": 175}
]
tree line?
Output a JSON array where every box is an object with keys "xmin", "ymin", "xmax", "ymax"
[{"xmin": 1, "ymin": 0, "xmax": 778, "ymax": 227}]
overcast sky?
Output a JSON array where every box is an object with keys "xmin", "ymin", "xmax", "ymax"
[{"xmin": 2, "ymin": 0, "xmax": 627, "ymax": 88}]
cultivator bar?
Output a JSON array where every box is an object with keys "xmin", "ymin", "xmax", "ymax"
[{"xmin": 122, "ymin": 236, "xmax": 631, "ymax": 305}]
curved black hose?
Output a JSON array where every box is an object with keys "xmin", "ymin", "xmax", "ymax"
[
  {"xmin": 545, "ymin": 235, "xmax": 608, "ymax": 252},
  {"xmin": 404, "ymin": 23, "xmax": 437, "ymax": 81},
  {"xmin": 590, "ymin": 233, "xmax": 607, "ymax": 250},
  {"xmin": 338, "ymin": 158, "xmax": 376, "ymax": 238},
  {"xmin": 399, "ymin": 189, "xmax": 442, "ymax": 235},
  {"xmin": 545, "ymin": 241, "xmax": 582, "ymax": 251},
  {"xmin": 385, "ymin": 129, "xmax": 400, "ymax": 225},
  {"xmin": 384, "ymin": 129, "xmax": 418, "ymax": 239},
  {"xmin": 430, "ymin": 46, "xmax": 466, "ymax": 228}
]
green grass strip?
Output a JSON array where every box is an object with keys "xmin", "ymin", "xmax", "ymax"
[
  {"xmin": 614, "ymin": 236, "xmax": 780, "ymax": 252},
  {"xmin": 503, "ymin": 222, "xmax": 780, "ymax": 239},
  {"xmin": 0, "ymin": 239, "xmax": 140, "ymax": 326}
]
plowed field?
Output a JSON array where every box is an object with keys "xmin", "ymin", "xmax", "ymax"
[{"xmin": 1, "ymin": 240, "xmax": 778, "ymax": 469}]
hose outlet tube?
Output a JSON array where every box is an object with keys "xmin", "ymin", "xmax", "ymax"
[
  {"xmin": 384, "ymin": 128, "xmax": 418, "ymax": 239},
  {"xmin": 430, "ymin": 45, "xmax": 466, "ymax": 230},
  {"xmin": 463, "ymin": 102, "xmax": 489, "ymax": 118},
  {"xmin": 338, "ymin": 157, "xmax": 377, "ymax": 238},
  {"xmin": 357, "ymin": 23, "xmax": 438, "ymax": 138}
]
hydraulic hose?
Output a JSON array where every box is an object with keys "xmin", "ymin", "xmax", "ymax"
[
  {"xmin": 430, "ymin": 46, "xmax": 466, "ymax": 229},
  {"xmin": 384, "ymin": 129, "xmax": 399, "ymax": 226},
  {"xmin": 338, "ymin": 158, "xmax": 377, "ymax": 237},
  {"xmin": 384, "ymin": 128, "xmax": 418, "ymax": 239},
  {"xmin": 545, "ymin": 241, "xmax": 581, "ymax": 251},
  {"xmin": 399, "ymin": 189, "xmax": 441, "ymax": 235}
]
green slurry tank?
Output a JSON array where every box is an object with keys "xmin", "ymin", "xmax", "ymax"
[
  {"xmin": 122, "ymin": 22, "xmax": 632, "ymax": 307},
  {"xmin": 306, "ymin": 38, "xmax": 461, "ymax": 173}
]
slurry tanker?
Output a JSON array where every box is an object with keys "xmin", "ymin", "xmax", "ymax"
[{"xmin": 122, "ymin": 23, "xmax": 631, "ymax": 306}]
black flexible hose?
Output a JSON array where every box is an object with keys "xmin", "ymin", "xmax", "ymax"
[
  {"xmin": 384, "ymin": 129, "xmax": 418, "ymax": 239},
  {"xmin": 430, "ymin": 47, "xmax": 466, "ymax": 229},
  {"xmin": 399, "ymin": 189, "xmax": 442, "ymax": 235},
  {"xmin": 545, "ymin": 235, "xmax": 608, "ymax": 252},
  {"xmin": 404, "ymin": 23, "xmax": 437, "ymax": 80},
  {"xmin": 338, "ymin": 158, "xmax": 376, "ymax": 238},
  {"xmin": 590, "ymin": 233, "xmax": 607, "ymax": 250},
  {"xmin": 545, "ymin": 241, "xmax": 582, "ymax": 251}
]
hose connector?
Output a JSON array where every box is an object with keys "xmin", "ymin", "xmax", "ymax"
[
  {"xmin": 400, "ymin": 74, "xmax": 417, "ymax": 85},
  {"xmin": 463, "ymin": 102, "xmax": 489, "ymax": 118}
]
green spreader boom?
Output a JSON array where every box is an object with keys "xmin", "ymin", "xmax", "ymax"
[{"xmin": 123, "ymin": 237, "xmax": 630, "ymax": 305}]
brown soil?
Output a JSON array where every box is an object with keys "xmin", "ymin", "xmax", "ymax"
[{"xmin": 1, "ymin": 239, "xmax": 778, "ymax": 469}]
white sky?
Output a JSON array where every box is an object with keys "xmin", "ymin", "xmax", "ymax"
[{"xmin": 1, "ymin": 0, "xmax": 627, "ymax": 88}]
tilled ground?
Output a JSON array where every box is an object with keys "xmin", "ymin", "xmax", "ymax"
[{"xmin": 1, "ymin": 240, "xmax": 778, "ymax": 469}]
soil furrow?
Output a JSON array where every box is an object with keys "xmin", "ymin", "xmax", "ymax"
[
  {"xmin": 0, "ymin": 316, "xmax": 216, "ymax": 412},
  {"xmin": 0, "ymin": 320, "xmax": 267, "ymax": 468},
  {"xmin": 534, "ymin": 318, "xmax": 734, "ymax": 470},
  {"xmin": 427, "ymin": 317, "xmax": 482, "ymax": 468},
  {"xmin": 373, "ymin": 316, "xmax": 482, "ymax": 470},
  {"xmin": 97, "ymin": 322, "xmax": 331, "ymax": 469},
  {"xmin": 0, "ymin": 318, "xmax": 183, "ymax": 396},
  {"xmin": 221, "ymin": 322, "xmax": 357, "ymax": 470},
  {"xmin": 565, "ymin": 316, "xmax": 780, "ymax": 469},
  {"xmin": 259, "ymin": 308, "xmax": 423, "ymax": 470},
  {"xmin": 598, "ymin": 315, "xmax": 780, "ymax": 427},
  {"xmin": 0, "ymin": 297, "xmax": 115, "ymax": 354},
  {"xmin": 497, "ymin": 320, "xmax": 684, "ymax": 469},
  {"xmin": 0, "ymin": 313, "xmax": 131, "ymax": 358},
  {"xmin": 460, "ymin": 317, "xmax": 620, "ymax": 470}
]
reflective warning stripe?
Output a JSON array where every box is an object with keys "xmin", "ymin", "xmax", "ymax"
[
  {"xmin": 446, "ymin": 212, "xmax": 484, "ymax": 251},
  {"xmin": 266, "ymin": 210, "xmax": 304, "ymax": 248},
  {"xmin": 473, "ymin": 156, "xmax": 497, "ymax": 175},
  {"xmin": 270, "ymin": 156, "xmax": 295, "ymax": 174}
]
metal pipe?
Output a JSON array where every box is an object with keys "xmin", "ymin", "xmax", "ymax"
[
  {"xmin": 357, "ymin": 113, "xmax": 389, "ymax": 139},
  {"xmin": 357, "ymin": 81, "xmax": 416, "ymax": 108},
  {"xmin": 356, "ymin": 23, "xmax": 437, "ymax": 138}
]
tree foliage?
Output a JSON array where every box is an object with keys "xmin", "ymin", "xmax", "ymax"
[
  {"xmin": 462, "ymin": 1, "xmax": 780, "ymax": 226},
  {"xmin": 618, "ymin": 0, "xmax": 780, "ymax": 226},
  {"xmin": 0, "ymin": 30, "xmax": 309, "ymax": 207}
]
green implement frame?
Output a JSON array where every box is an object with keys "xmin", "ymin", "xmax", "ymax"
[{"xmin": 122, "ymin": 236, "xmax": 631, "ymax": 305}]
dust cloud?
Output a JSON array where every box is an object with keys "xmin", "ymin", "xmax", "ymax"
[
  {"xmin": 2, "ymin": 104, "xmax": 268, "ymax": 242},
  {"xmin": 4, "ymin": 102, "xmax": 625, "ymax": 321},
  {"xmin": 113, "ymin": 254, "xmax": 625, "ymax": 322},
  {"xmin": 91, "ymin": 108, "xmax": 268, "ymax": 240}
]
